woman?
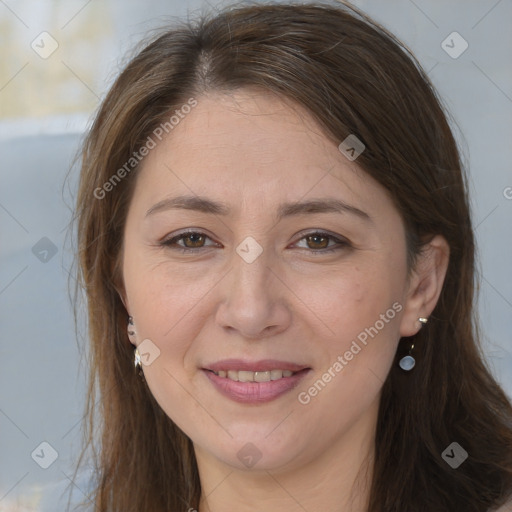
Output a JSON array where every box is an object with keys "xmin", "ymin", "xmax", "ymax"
[{"xmin": 72, "ymin": 2, "xmax": 512, "ymax": 511}]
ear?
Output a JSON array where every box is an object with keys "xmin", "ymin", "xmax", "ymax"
[{"xmin": 399, "ymin": 235, "xmax": 450, "ymax": 337}]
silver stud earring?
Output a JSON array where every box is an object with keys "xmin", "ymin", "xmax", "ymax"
[
  {"xmin": 398, "ymin": 317, "xmax": 428, "ymax": 371},
  {"xmin": 127, "ymin": 316, "xmax": 143, "ymax": 378}
]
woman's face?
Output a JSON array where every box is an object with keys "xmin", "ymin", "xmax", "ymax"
[{"xmin": 121, "ymin": 89, "xmax": 417, "ymax": 472}]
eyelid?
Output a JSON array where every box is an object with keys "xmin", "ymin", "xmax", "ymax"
[{"xmin": 293, "ymin": 229, "xmax": 348, "ymax": 244}]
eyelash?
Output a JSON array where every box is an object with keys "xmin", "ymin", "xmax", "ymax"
[{"xmin": 160, "ymin": 230, "xmax": 349, "ymax": 255}]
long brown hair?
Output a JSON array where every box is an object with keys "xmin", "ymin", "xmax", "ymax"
[{"xmin": 71, "ymin": 2, "xmax": 512, "ymax": 511}]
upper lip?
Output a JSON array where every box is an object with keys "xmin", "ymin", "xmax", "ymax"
[{"xmin": 203, "ymin": 359, "xmax": 310, "ymax": 373}]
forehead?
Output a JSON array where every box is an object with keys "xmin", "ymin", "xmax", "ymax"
[{"xmin": 132, "ymin": 89, "xmax": 389, "ymax": 217}]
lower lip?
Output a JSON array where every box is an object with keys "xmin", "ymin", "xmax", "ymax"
[{"xmin": 202, "ymin": 369, "xmax": 310, "ymax": 404}]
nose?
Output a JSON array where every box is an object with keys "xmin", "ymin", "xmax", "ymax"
[{"xmin": 214, "ymin": 247, "xmax": 292, "ymax": 340}]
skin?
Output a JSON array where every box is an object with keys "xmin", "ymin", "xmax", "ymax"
[{"xmin": 120, "ymin": 89, "xmax": 449, "ymax": 512}]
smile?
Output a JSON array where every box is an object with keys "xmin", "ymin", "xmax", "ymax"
[{"xmin": 202, "ymin": 360, "xmax": 311, "ymax": 403}]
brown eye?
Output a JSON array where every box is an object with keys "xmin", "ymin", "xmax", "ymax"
[
  {"xmin": 294, "ymin": 231, "xmax": 349, "ymax": 254},
  {"xmin": 305, "ymin": 234, "xmax": 330, "ymax": 250},
  {"xmin": 161, "ymin": 231, "xmax": 218, "ymax": 252},
  {"xmin": 181, "ymin": 233, "xmax": 206, "ymax": 248}
]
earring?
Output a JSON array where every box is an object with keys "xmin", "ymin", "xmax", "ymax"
[
  {"xmin": 399, "ymin": 342, "xmax": 416, "ymax": 371},
  {"xmin": 127, "ymin": 316, "xmax": 136, "ymax": 342},
  {"xmin": 134, "ymin": 347, "xmax": 143, "ymax": 375},
  {"xmin": 127, "ymin": 316, "xmax": 144, "ymax": 378},
  {"xmin": 398, "ymin": 317, "xmax": 428, "ymax": 371}
]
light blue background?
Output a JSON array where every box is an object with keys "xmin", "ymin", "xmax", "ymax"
[{"xmin": 1, "ymin": 1, "xmax": 511, "ymax": 510}]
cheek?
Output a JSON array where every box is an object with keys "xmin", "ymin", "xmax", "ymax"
[
  {"xmin": 121, "ymin": 261, "xmax": 207, "ymax": 418},
  {"xmin": 124, "ymin": 255, "xmax": 214, "ymax": 340},
  {"xmin": 293, "ymin": 263, "xmax": 402, "ymax": 403},
  {"xmin": 127, "ymin": 269, "xmax": 213, "ymax": 431},
  {"xmin": 295, "ymin": 309, "xmax": 399, "ymax": 438},
  {"xmin": 295, "ymin": 261, "xmax": 401, "ymax": 343}
]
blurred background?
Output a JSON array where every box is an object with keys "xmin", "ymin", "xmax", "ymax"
[{"xmin": 1, "ymin": 0, "xmax": 511, "ymax": 510}]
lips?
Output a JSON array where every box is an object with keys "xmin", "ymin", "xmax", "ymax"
[{"xmin": 202, "ymin": 359, "xmax": 311, "ymax": 403}]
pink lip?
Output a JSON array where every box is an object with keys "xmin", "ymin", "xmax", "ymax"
[{"xmin": 201, "ymin": 359, "xmax": 311, "ymax": 404}]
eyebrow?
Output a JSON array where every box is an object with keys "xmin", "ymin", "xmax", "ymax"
[{"xmin": 145, "ymin": 194, "xmax": 372, "ymax": 222}]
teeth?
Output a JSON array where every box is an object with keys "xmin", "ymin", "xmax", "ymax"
[
  {"xmin": 255, "ymin": 371, "xmax": 271, "ymax": 382},
  {"xmin": 213, "ymin": 369, "xmax": 295, "ymax": 382},
  {"xmin": 238, "ymin": 371, "xmax": 253, "ymax": 382},
  {"xmin": 227, "ymin": 370, "xmax": 239, "ymax": 381}
]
